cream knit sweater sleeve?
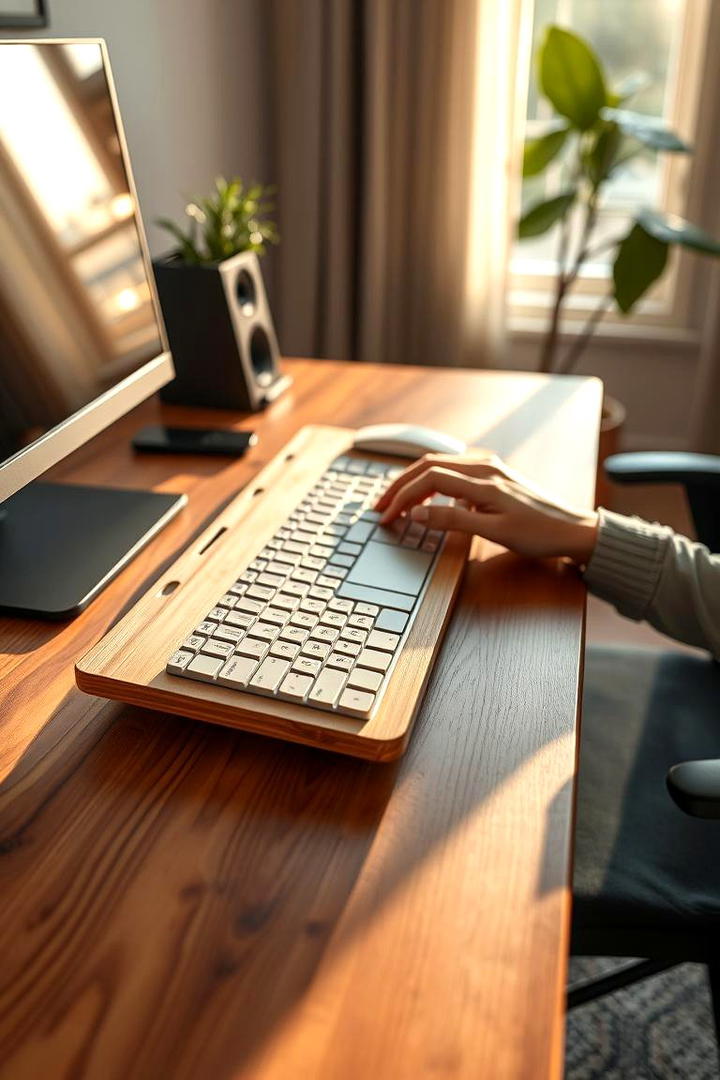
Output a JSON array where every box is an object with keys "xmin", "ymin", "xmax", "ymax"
[{"xmin": 583, "ymin": 508, "xmax": 720, "ymax": 658}]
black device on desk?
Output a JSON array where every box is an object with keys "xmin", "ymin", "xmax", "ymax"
[{"xmin": 133, "ymin": 426, "xmax": 257, "ymax": 457}]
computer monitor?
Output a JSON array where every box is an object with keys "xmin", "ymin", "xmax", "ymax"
[{"xmin": 0, "ymin": 39, "xmax": 185, "ymax": 618}]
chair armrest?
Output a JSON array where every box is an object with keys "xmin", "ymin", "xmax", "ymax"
[
  {"xmin": 666, "ymin": 760, "xmax": 720, "ymax": 819},
  {"xmin": 605, "ymin": 452, "xmax": 720, "ymax": 487}
]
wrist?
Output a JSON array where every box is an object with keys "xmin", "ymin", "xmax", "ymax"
[{"xmin": 564, "ymin": 512, "xmax": 600, "ymax": 565}]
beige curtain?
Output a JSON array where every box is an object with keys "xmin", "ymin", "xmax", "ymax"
[{"xmin": 268, "ymin": 0, "xmax": 528, "ymax": 367}]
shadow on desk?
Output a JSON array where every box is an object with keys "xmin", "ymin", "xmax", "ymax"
[{"xmin": 0, "ymin": 549, "xmax": 579, "ymax": 1078}]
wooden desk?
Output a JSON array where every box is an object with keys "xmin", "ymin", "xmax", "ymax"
[{"xmin": 0, "ymin": 359, "xmax": 600, "ymax": 1080}]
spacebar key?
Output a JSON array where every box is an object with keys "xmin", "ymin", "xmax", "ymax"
[{"xmin": 336, "ymin": 582, "xmax": 415, "ymax": 612}]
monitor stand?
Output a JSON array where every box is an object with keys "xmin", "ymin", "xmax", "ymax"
[{"xmin": 0, "ymin": 482, "xmax": 187, "ymax": 619}]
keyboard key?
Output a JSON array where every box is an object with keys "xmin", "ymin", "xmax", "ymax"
[
  {"xmin": 357, "ymin": 648, "xmax": 392, "ymax": 673},
  {"xmin": 282, "ymin": 581, "xmax": 310, "ymax": 598},
  {"xmin": 272, "ymin": 593, "xmax": 300, "ymax": 612},
  {"xmin": 346, "ymin": 667, "xmax": 383, "ymax": 692},
  {"xmin": 329, "ymin": 554, "xmax": 354, "ymax": 569},
  {"xmin": 217, "ymin": 593, "xmax": 237, "ymax": 609},
  {"xmin": 263, "ymin": 608, "xmax": 289, "ymax": 626},
  {"xmin": 291, "ymin": 568, "xmax": 317, "ymax": 585},
  {"xmin": 236, "ymin": 637, "xmax": 270, "ymax": 660},
  {"xmin": 335, "ymin": 639, "xmax": 361, "ymax": 658},
  {"xmin": 290, "ymin": 611, "xmax": 319, "ymax": 630},
  {"xmin": 247, "ymin": 621, "xmax": 279, "ymax": 643},
  {"xmin": 196, "ymin": 620, "xmax": 219, "ymax": 637},
  {"xmin": 167, "ymin": 649, "xmax": 193, "ymax": 674},
  {"xmin": 280, "ymin": 626, "xmax": 309, "ymax": 645},
  {"xmin": 214, "ymin": 625, "xmax": 246, "ymax": 645},
  {"xmin": 225, "ymin": 611, "xmax": 256, "ymax": 629},
  {"xmin": 257, "ymin": 572, "xmax": 286, "ymax": 589},
  {"xmin": 338, "ymin": 688, "xmax": 376, "ymax": 718},
  {"xmin": 236, "ymin": 598, "xmax": 265, "ymax": 616},
  {"xmin": 323, "ymin": 565, "xmax": 347, "ymax": 580},
  {"xmin": 310, "ymin": 545, "xmax": 335, "ymax": 560},
  {"xmin": 301, "ymin": 556, "xmax": 326, "ymax": 572},
  {"xmin": 206, "ymin": 607, "xmax": 227, "ymax": 623},
  {"xmin": 185, "ymin": 653, "xmax": 224, "ymax": 682},
  {"xmin": 375, "ymin": 608, "xmax": 408, "ymax": 633},
  {"xmin": 328, "ymin": 597, "xmax": 354, "ymax": 614},
  {"xmin": 218, "ymin": 654, "xmax": 259, "ymax": 688},
  {"xmin": 247, "ymin": 584, "xmax": 275, "ymax": 603},
  {"xmin": 293, "ymin": 655, "xmax": 322, "ymax": 678},
  {"xmin": 200, "ymin": 638, "xmax": 235, "ymax": 659},
  {"xmin": 182, "ymin": 635, "xmax": 205, "ymax": 653},
  {"xmin": 372, "ymin": 521, "xmax": 406, "ymax": 546},
  {"xmin": 302, "ymin": 640, "xmax": 331, "ymax": 661},
  {"xmin": 326, "ymin": 652, "xmax": 354, "ymax": 672},
  {"xmin": 238, "ymin": 570, "xmax": 257, "ymax": 584},
  {"xmin": 360, "ymin": 510, "xmax": 382, "ymax": 522},
  {"xmin": 309, "ymin": 586, "xmax": 334, "ymax": 602},
  {"xmin": 270, "ymin": 639, "xmax": 300, "ymax": 661},
  {"xmin": 249, "ymin": 656, "xmax": 292, "ymax": 693},
  {"xmin": 278, "ymin": 672, "xmax": 314, "ymax": 702},
  {"xmin": 355, "ymin": 603, "xmax": 379, "ymax": 617},
  {"xmin": 310, "ymin": 625, "xmax": 340, "ymax": 645},
  {"xmin": 337, "ymin": 582, "xmax": 415, "ymax": 612},
  {"xmin": 269, "ymin": 554, "xmax": 297, "ymax": 569},
  {"xmin": 264, "ymin": 561, "xmax": 293, "ymax": 578},
  {"xmin": 300, "ymin": 598, "xmax": 326, "ymax": 615},
  {"xmin": 320, "ymin": 611, "xmax": 346, "ymax": 629},
  {"xmin": 316, "ymin": 576, "xmax": 340, "ymax": 591},
  {"xmin": 344, "ymin": 522, "xmax": 374, "ymax": 544},
  {"xmin": 308, "ymin": 667, "xmax": 347, "ymax": 707},
  {"xmin": 348, "ymin": 614, "xmax": 374, "ymax": 631},
  {"xmin": 341, "ymin": 627, "xmax": 368, "ymax": 646},
  {"xmin": 367, "ymin": 630, "xmax": 400, "ymax": 652}
]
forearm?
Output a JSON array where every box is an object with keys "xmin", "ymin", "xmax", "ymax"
[{"xmin": 583, "ymin": 508, "xmax": 720, "ymax": 658}]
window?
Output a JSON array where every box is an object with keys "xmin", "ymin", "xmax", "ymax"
[{"xmin": 510, "ymin": 0, "xmax": 711, "ymax": 336}]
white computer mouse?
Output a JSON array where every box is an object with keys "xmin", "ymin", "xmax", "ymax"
[{"xmin": 352, "ymin": 423, "xmax": 466, "ymax": 459}]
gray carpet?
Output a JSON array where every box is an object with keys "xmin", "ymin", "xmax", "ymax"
[{"xmin": 565, "ymin": 959, "xmax": 719, "ymax": 1079}]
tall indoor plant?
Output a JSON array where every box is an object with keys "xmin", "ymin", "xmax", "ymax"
[{"xmin": 518, "ymin": 26, "xmax": 720, "ymax": 381}]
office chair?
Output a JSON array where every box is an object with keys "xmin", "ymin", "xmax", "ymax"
[{"xmin": 569, "ymin": 452, "xmax": 720, "ymax": 1053}]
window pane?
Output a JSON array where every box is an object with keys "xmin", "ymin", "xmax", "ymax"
[{"xmin": 515, "ymin": 0, "xmax": 687, "ymax": 275}]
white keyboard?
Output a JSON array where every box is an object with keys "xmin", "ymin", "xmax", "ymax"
[{"xmin": 165, "ymin": 455, "xmax": 447, "ymax": 720}]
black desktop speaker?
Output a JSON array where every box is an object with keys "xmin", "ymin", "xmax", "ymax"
[{"xmin": 153, "ymin": 250, "xmax": 290, "ymax": 411}]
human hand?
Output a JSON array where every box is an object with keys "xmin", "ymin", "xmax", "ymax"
[{"xmin": 374, "ymin": 452, "xmax": 599, "ymax": 563}]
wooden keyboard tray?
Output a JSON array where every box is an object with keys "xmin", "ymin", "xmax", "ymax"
[{"xmin": 76, "ymin": 424, "xmax": 469, "ymax": 761}]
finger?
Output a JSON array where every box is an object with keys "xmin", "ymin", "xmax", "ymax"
[
  {"xmin": 408, "ymin": 502, "xmax": 501, "ymax": 539},
  {"xmin": 379, "ymin": 468, "xmax": 501, "ymax": 523},
  {"xmin": 375, "ymin": 453, "xmax": 503, "ymax": 511}
]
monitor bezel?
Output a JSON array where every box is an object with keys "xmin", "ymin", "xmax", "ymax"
[{"xmin": 0, "ymin": 38, "xmax": 174, "ymax": 504}]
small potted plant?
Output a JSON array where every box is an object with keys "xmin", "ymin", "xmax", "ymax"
[
  {"xmin": 518, "ymin": 26, "xmax": 720, "ymax": 495},
  {"xmin": 153, "ymin": 177, "xmax": 287, "ymax": 411}
]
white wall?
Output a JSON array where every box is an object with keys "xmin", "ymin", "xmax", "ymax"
[{"xmin": 1, "ymin": 0, "xmax": 271, "ymax": 255}]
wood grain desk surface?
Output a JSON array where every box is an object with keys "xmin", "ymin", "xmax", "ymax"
[{"xmin": 0, "ymin": 359, "xmax": 601, "ymax": 1080}]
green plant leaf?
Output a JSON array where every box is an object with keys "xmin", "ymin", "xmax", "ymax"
[
  {"xmin": 522, "ymin": 124, "xmax": 570, "ymax": 176},
  {"xmin": 539, "ymin": 26, "xmax": 607, "ymax": 131},
  {"xmin": 601, "ymin": 108, "xmax": 691, "ymax": 153},
  {"xmin": 637, "ymin": 208, "xmax": 720, "ymax": 256},
  {"xmin": 613, "ymin": 223, "xmax": 668, "ymax": 313},
  {"xmin": 585, "ymin": 122, "xmax": 623, "ymax": 186},
  {"xmin": 607, "ymin": 71, "xmax": 651, "ymax": 107},
  {"xmin": 155, "ymin": 217, "xmax": 201, "ymax": 263},
  {"xmin": 518, "ymin": 190, "xmax": 575, "ymax": 239}
]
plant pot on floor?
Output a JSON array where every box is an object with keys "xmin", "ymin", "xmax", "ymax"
[
  {"xmin": 152, "ymin": 250, "xmax": 290, "ymax": 412},
  {"xmin": 596, "ymin": 394, "xmax": 626, "ymax": 508}
]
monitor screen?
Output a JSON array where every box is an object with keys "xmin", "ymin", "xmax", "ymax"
[{"xmin": 0, "ymin": 42, "xmax": 163, "ymax": 466}]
